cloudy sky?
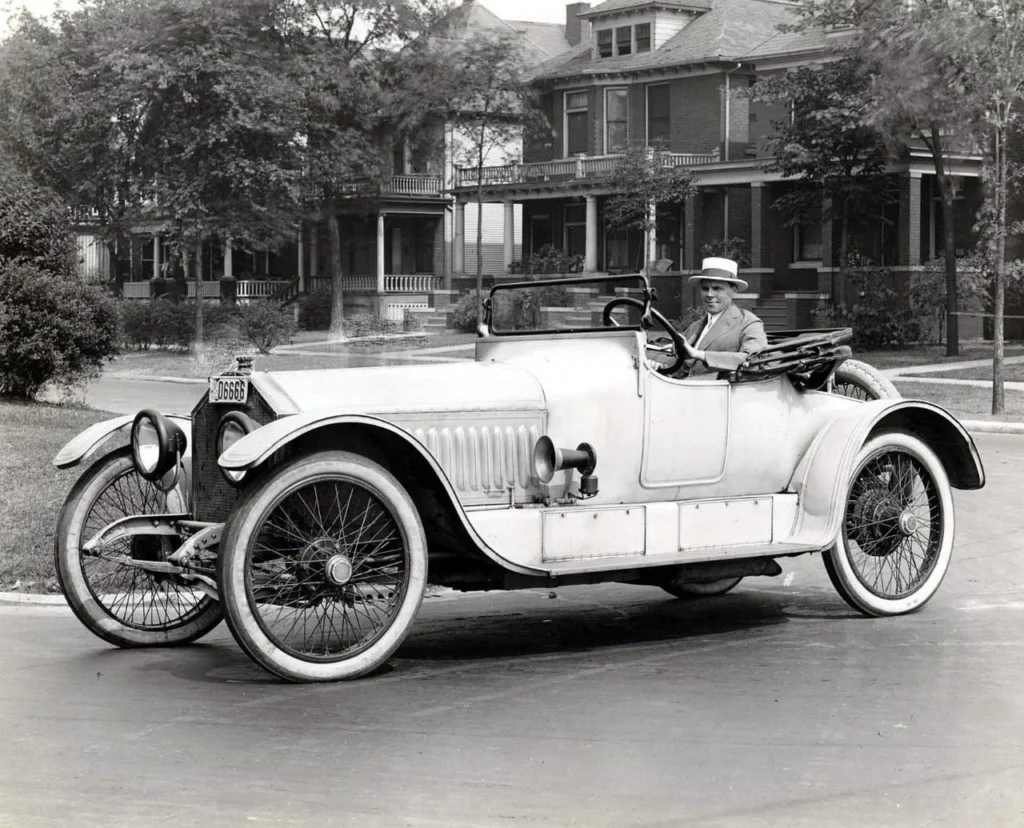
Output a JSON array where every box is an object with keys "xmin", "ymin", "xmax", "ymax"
[{"xmin": 0, "ymin": 0, "xmax": 569, "ymax": 31}]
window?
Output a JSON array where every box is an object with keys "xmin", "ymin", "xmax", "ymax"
[
  {"xmin": 646, "ymin": 84, "xmax": 670, "ymax": 148},
  {"xmin": 793, "ymin": 219, "xmax": 822, "ymax": 262},
  {"xmin": 636, "ymin": 23, "xmax": 652, "ymax": 53},
  {"xmin": 605, "ymin": 88, "xmax": 629, "ymax": 153},
  {"xmin": 392, "ymin": 140, "xmax": 406, "ymax": 175},
  {"xmin": 616, "ymin": 26, "xmax": 632, "ymax": 56},
  {"xmin": 565, "ymin": 205, "xmax": 587, "ymax": 259},
  {"xmin": 597, "ymin": 28, "xmax": 613, "ymax": 58},
  {"xmin": 565, "ymin": 91, "xmax": 589, "ymax": 156}
]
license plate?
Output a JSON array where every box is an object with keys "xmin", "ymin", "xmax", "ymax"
[{"xmin": 209, "ymin": 375, "xmax": 249, "ymax": 404}]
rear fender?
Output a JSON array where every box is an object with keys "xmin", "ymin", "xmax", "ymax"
[
  {"xmin": 53, "ymin": 414, "xmax": 193, "ymax": 470},
  {"xmin": 786, "ymin": 400, "xmax": 984, "ymax": 549},
  {"xmin": 220, "ymin": 413, "xmax": 546, "ymax": 577}
]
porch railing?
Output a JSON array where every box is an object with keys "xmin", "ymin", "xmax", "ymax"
[
  {"xmin": 236, "ymin": 280, "xmax": 292, "ymax": 300},
  {"xmin": 385, "ymin": 274, "xmax": 442, "ymax": 293},
  {"xmin": 123, "ymin": 281, "xmax": 152, "ymax": 299},
  {"xmin": 454, "ymin": 150, "xmax": 722, "ymax": 188},
  {"xmin": 186, "ymin": 280, "xmax": 221, "ymax": 299},
  {"xmin": 305, "ymin": 174, "xmax": 443, "ymax": 200}
]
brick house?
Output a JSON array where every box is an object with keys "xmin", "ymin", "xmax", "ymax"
[{"xmin": 449, "ymin": 0, "xmax": 987, "ymax": 332}]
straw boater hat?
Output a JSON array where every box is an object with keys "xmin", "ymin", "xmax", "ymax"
[{"xmin": 688, "ymin": 257, "xmax": 748, "ymax": 292}]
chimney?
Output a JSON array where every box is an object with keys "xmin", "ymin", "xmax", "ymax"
[{"xmin": 566, "ymin": 3, "xmax": 591, "ymax": 47}]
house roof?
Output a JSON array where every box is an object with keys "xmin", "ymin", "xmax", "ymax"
[
  {"xmin": 578, "ymin": 0, "xmax": 712, "ymax": 18},
  {"xmin": 438, "ymin": 1, "xmax": 573, "ymax": 67},
  {"xmin": 530, "ymin": 0, "xmax": 814, "ymax": 81}
]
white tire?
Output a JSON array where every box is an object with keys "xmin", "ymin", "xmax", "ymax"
[
  {"xmin": 824, "ymin": 430, "xmax": 954, "ymax": 617},
  {"xmin": 217, "ymin": 451, "xmax": 427, "ymax": 682},
  {"xmin": 831, "ymin": 359, "xmax": 901, "ymax": 400}
]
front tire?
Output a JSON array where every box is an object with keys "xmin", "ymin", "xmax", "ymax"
[
  {"xmin": 217, "ymin": 451, "xmax": 427, "ymax": 682},
  {"xmin": 54, "ymin": 449, "xmax": 222, "ymax": 647},
  {"xmin": 825, "ymin": 430, "xmax": 954, "ymax": 617}
]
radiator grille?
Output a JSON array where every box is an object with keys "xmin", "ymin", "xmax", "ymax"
[{"xmin": 191, "ymin": 388, "xmax": 277, "ymax": 523}]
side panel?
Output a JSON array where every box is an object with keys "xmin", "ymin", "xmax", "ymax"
[{"xmin": 541, "ymin": 506, "xmax": 645, "ymax": 562}]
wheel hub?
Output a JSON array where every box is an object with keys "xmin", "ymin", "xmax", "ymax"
[
  {"xmin": 298, "ymin": 538, "xmax": 354, "ymax": 587},
  {"xmin": 325, "ymin": 555, "xmax": 353, "ymax": 586},
  {"xmin": 850, "ymin": 488, "xmax": 905, "ymax": 557},
  {"xmin": 898, "ymin": 511, "xmax": 919, "ymax": 536}
]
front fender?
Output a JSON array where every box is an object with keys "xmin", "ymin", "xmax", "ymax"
[
  {"xmin": 53, "ymin": 414, "xmax": 193, "ymax": 470},
  {"xmin": 785, "ymin": 399, "xmax": 984, "ymax": 549},
  {"xmin": 220, "ymin": 412, "xmax": 547, "ymax": 577}
]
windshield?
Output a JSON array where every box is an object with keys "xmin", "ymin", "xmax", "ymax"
[{"xmin": 484, "ymin": 274, "xmax": 654, "ymax": 336}]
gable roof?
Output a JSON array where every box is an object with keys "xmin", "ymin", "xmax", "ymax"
[
  {"xmin": 438, "ymin": 1, "xmax": 573, "ymax": 67},
  {"xmin": 579, "ymin": 0, "xmax": 711, "ymax": 17},
  {"xmin": 530, "ymin": 0, "xmax": 808, "ymax": 81}
]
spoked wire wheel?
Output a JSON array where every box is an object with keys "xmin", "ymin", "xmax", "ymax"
[
  {"xmin": 824, "ymin": 430, "xmax": 954, "ymax": 616},
  {"xmin": 829, "ymin": 359, "xmax": 900, "ymax": 401},
  {"xmin": 54, "ymin": 449, "xmax": 222, "ymax": 647},
  {"xmin": 218, "ymin": 451, "xmax": 427, "ymax": 682}
]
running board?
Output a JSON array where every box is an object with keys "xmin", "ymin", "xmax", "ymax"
[{"xmin": 540, "ymin": 543, "xmax": 819, "ymax": 577}]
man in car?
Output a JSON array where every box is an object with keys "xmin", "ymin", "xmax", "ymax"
[{"xmin": 674, "ymin": 257, "xmax": 767, "ymax": 377}]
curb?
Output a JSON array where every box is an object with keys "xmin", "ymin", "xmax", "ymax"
[
  {"xmin": 962, "ymin": 420, "xmax": 1024, "ymax": 435},
  {"xmin": 0, "ymin": 592, "xmax": 68, "ymax": 607},
  {"xmin": 102, "ymin": 373, "xmax": 207, "ymax": 385}
]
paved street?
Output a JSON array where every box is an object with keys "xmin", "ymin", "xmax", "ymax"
[{"xmin": 1, "ymin": 433, "xmax": 1023, "ymax": 827}]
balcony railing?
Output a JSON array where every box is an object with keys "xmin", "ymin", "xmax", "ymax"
[
  {"xmin": 385, "ymin": 274, "xmax": 442, "ymax": 293},
  {"xmin": 305, "ymin": 174, "xmax": 444, "ymax": 200},
  {"xmin": 454, "ymin": 150, "xmax": 722, "ymax": 189}
]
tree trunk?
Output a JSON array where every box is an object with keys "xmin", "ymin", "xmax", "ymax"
[
  {"xmin": 325, "ymin": 198, "xmax": 346, "ymax": 342},
  {"xmin": 838, "ymin": 197, "xmax": 850, "ymax": 305},
  {"xmin": 992, "ymin": 126, "xmax": 1006, "ymax": 416},
  {"xmin": 475, "ymin": 129, "xmax": 486, "ymax": 323},
  {"xmin": 192, "ymin": 242, "xmax": 204, "ymax": 347},
  {"xmin": 927, "ymin": 127, "xmax": 960, "ymax": 357}
]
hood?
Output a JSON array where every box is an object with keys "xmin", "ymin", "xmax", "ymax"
[{"xmin": 252, "ymin": 361, "xmax": 546, "ymax": 416}]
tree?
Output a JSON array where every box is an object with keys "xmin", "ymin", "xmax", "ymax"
[
  {"xmin": 293, "ymin": 0, "xmax": 445, "ymax": 341},
  {"xmin": 442, "ymin": 30, "xmax": 538, "ymax": 321},
  {"xmin": 604, "ymin": 142, "xmax": 696, "ymax": 273},
  {"xmin": 753, "ymin": 57, "xmax": 893, "ymax": 297},
  {"xmin": 789, "ymin": 0, "xmax": 981, "ymax": 357}
]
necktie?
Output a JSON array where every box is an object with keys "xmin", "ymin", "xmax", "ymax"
[{"xmin": 695, "ymin": 314, "xmax": 715, "ymax": 348}]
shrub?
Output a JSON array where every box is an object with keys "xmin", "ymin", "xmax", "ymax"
[
  {"xmin": 298, "ymin": 292, "xmax": 330, "ymax": 331},
  {"xmin": 0, "ymin": 168, "xmax": 75, "ymax": 273},
  {"xmin": 342, "ymin": 313, "xmax": 403, "ymax": 338},
  {"xmin": 698, "ymin": 238, "xmax": 751, "ymax": 269},
  {"xmin": 149, "ymin": 299, "xmax": 195, "ymax": 350},
  {"xmin": 236, "ymin": 301, "xmax": 297, "ymax": 354},
  {"xmin": 0, "ymin": 261, "xmax": 121, "ymax": 399},
  {"xmin": 120, "ymin": 302, "xmax": 154, "ymax": 350},
  {"xmin": 909, "ymin": 256, "xmax": 992, "ymax": 344},
  {"xmin": 814, "ymin": 270, "xmax": 919, "ymax": 350},
  {"xmin": 449, "ymin": 291, "xmax": 482, "ymax": 332},
  {"xmin": 508, "ymin": 244, "xmax": 585, "ymax": 275}
]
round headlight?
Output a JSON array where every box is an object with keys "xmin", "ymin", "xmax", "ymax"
[
  {"xmin": 217, "ymin": 412, "xmax": 258, "ymax": 485},
  {"xmin": 130, "ymin": 410, "xmax": 187, "ymax": 482}
]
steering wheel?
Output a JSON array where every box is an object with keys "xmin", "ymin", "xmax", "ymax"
[{"xmin": 602, "ymin": 297, "xmax": 688, "ymax": 376}]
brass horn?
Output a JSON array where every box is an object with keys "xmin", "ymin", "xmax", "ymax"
[{"xmin": 533, "ymin": 436, "xmax": 597, "ymax": 485}]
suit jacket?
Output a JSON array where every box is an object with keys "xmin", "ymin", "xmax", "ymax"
[{"xmin": 679, "ymin": 304, "xmax": 767, "ymax": 377}]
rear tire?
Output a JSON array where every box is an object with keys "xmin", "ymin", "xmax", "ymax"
[
  {"xmin": 831, "ymin": 359, "xmax": 900, "ymax": 401},
  {"xmin": 54, "ymin": 449, "xmax": 222, "ymax": 648},
  {"xmin": 217, "ymin": 451, "xmax": 427, "ymax": 682},
  {"xmin": 825, "ymin": 430, "xmax": 954, "ymax": 617}
]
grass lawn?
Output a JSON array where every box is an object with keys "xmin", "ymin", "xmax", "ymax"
[
  {"xmin": 0, "ymin": 400, "xmax": 117, "ymax": 592},
  {"xmin": 853, "ymin": 343, "xmax": 1024, "ymax": 370},
  {"xmin": 893, "ymin": 380, "xmax": 1024, "ymax": 421},
  {"xmin": 908, "ymin": 363, "xmax": 1024, "ymax": 383}
]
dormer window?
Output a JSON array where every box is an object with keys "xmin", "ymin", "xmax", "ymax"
[
  {"xmin": 597, "ymin": 29, "xmax": 613, "ymax": 58},
  {"xmin": 616, "ymin": 26, "xmax": 632, "ymax": 56},
  {"xmin": 636, "ymin": 23, "xmax": 651, "ymax": 53}
]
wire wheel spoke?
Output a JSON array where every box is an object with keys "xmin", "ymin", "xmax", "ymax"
[
  {"xmin": 835, "ymin": 381, "xmax": 870, "ymax": 401},
  {"xmin": 844, "ymin": 449, "xmax": 942, "ymax": 599},
  {"xmin": 80, "ymin": 468, "xmax": 206, "ymax": 630},
  {"xmin": 247, "ymin": 477, "xmax": 408, "ymax": 661}
]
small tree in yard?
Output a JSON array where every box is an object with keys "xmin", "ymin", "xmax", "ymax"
[
  {"xmin": 753, "ymin": 57, "xmax": 894, "ymax": 297},
  {"xmin": 443, "ymin": 31, "xmax": 540, "ymax": 322},
  {"xmin": 604, "ymin": 143, "xmax": 695, "ymax": 273}
]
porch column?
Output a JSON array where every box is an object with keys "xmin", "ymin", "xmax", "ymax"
[
  {"xmin": 503, "ymin": 201, "xmax": 515, "ymax": 271},
  {"xmin": 585, "ymin": 195, "xmax": 598, "ymax": 273},
  {"xmin": 391, "ymin": 224, "xmax": 402, "ymax": 276},
  {"xmin": 646, "ymin": 199, "xmax": 658, "ymax": 272},
  {"xmin": 453, "ymin": 202, "xmax": 466, "ymax": 274},
  {"xmin": 152, "ymin": 235, "xmax": 161, "ymax": 279},
  {"xmin": 899, "ymin": 172, "xmax": 923, "ymax": 267},
  {"xmin": 820, "ymin": 197, "xmax": 834, "ymax": 297},
  {"xmin": 750, "ymin": 183, "xmax": 764, "ymax": 269},
  {"xmin": 223, "ymin": 238, "xmax": 234, "ymax": 278},
  {"xmin": 296, "ymin": 227, "xmax": 305, "ymax": 292},
  {"xmin": 376, "ymin": 212, "xmax": 386, "ymax": 295},
  {"xmin": 684, "ymin": 192, "xmax": 702, "ymax": 271}
]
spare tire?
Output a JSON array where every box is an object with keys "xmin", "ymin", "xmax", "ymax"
[{"xmin": 830, "ymin": 359, "xmax": 900, "ymax": 401}]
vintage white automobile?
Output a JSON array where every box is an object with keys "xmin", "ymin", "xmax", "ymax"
[{"xmin": 52, "ymin": 274, "xmax": 984, "ymax": 682}]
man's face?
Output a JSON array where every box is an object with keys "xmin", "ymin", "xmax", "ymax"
[{"xmin": 700, "ymin": 279, "xmax": 736, "ymax": 315}]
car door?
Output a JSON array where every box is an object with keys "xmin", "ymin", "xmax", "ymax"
[{"xmin": 639, "ymin": 368, "xmax": 730, "ymax": 488}]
